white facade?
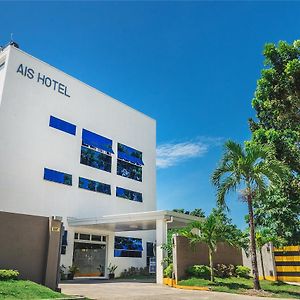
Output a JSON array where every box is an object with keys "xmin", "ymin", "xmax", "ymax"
[{"xmin": 0, "ymin": 45, "xmax": 156, "ymax": 277}]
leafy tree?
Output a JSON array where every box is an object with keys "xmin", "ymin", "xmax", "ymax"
[
  {"xmin": 190, "ymin": 208, "xmax": 206, "ymax": 218},
  {"xmin": 162, "ymin": 208, "xmax": 205, "ymax": 270},
  {"xmin": 161, "ymin": 228, "xmax": 179, "ymax": 267},
  {"xmin": 172, "ymin": 208, "xmax": 186, "ymax": 214},
  {"xmin": 249, "ymin": 40, "xmax": 300, "ymax": 243},
  {"xmin": 182, "ymin": 208, "xmax": 242, "ymax": 282},
  {"xmin": 242, "ymin": 226, "xmax": 286, "ymax": 280},
  {"xmin": 173, "ymin": 208, "xmax": 205, "ymax": 218},
  {"xmin": 253, "ymin": 187, "xmax": 300, "ymax": 244},
  {"xmin": 212, "ymin": 140, "xmax": 287, "ymax": 290}
]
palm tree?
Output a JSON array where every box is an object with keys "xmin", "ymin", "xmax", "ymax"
[
  {"xmin": 182, "ymin": 209, "xmax": 241, "ymax": 282},
  {"xmin": 212, "ymin": 141, "xmax": 287, "ymax": 290}
]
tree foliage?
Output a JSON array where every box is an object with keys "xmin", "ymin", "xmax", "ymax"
[
  {"xmin": 253, "ymin": 187, "xmax": 300, "ymax": 244},
  {"xmin": 212, "ymin": 140, "xmax": 287, "ymax": 290},
  {"xmin": 172, "ymin": 208, "xmax": 205, "ymax": 218},
  {"xmin": 249, "ymin": 40, "xmax": 300, "ymax": 243},
  {"xmin": 182, "ymin": 208, "xmax": 243, "ymax": 282}
]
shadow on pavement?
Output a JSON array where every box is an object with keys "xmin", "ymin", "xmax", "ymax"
[{"xmin": 61, "ymin": 277, "xmax": 156, "ymax": 285}]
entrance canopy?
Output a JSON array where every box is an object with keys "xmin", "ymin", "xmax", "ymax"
[
  {"xmin": 67, "ymin": 210, "xmax": 200, "ymax": 232},
  {"xmin": 68, "ymin": 210, "xmax": 202, "ymax": 284}
]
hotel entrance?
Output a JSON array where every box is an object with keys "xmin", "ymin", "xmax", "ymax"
[{"xmin": 73, "ymin": 233, "xmax": 107, "ymax": 277}]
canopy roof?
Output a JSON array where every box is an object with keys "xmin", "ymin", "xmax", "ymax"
[{"xmin": 68, "ymin": 210, "xmax": 201, "ymax": 232}]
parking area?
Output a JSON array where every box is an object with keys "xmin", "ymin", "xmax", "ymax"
[{"xmin": 59, "ymin": 280, "xmax": 291, "ymax": 300}]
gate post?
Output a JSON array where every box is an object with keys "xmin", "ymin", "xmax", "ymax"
[{"xmin": 156, "ymin": 218, "xmax": 167, "ymax": 284}]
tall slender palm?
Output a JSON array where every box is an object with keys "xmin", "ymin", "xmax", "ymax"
[
  {"xmin": 182, "ymin": 209, "xmax": 240, "ymax": 282},
  {"xmin": 212, "ymin": 141, "xmax": 287, "ymax": 290}
]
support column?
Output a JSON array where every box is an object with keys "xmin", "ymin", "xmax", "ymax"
[
  {"xmin": 156, "ymin": 218, "xmax": 167, "ymax": 284},
  {"xmin": 44, "ymin": 217, "xmax": 63, "ymax": 291}
]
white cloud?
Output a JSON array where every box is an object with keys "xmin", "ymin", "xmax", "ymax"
[
  {"xmin": 156, "ymin": 137, "xmax": 223, "ymax": 169},
  {"xmin": 156, "ymin": 141, "xmax": 207, "ymax": 169}
]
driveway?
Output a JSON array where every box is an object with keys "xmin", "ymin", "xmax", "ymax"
[{"xmin": 60, "ymin": 279, "xmax": 292, "ymax": 300}]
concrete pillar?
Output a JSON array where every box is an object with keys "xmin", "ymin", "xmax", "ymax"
[
  {"xmin": 44, "ymin": 217, "xmax": 62, "ymax": 291},
  {"xmin": 156, "ymin": 218, "xmax": 167, "ymax": 284}
]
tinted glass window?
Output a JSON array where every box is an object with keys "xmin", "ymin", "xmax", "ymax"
[
  {"xmin": 117, "ymin": 159, "xmax": 142, "ymax": 182},
  {"xmin": 114, "ymin": 236, "xmax": 143, "ymax": 258},
  {"xmin": 116, "ymin": 187, "xmax": 142, "ymax": 202},
  {"xmin": 80, "ymin": 146, "xmax": 112, "ymax": 173},
  {"xmin": 79, "ymin": 234, "xmax": 90, "ymax": 241},
  {"xmin": 91, "ymin": 235, "xmax": 102, "ymax": 242},
  {"xmin": 44, "ymin": 168, "xmax": 72, "ymax": 186},
  {"xmin": 79, "ymin": 177, "xmax": 111, "ymax": 195},
  {"xmin": 118, "ymin": 143, "xmax": 143, "ymax": 166},
  {"xmin": 49, "ymin": 116, "xmax": 76, "ymax": 135}
]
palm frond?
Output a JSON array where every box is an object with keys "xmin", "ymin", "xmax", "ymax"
[
  {"xmin": 216, "ymin": 174, "xmax": 240, "ymax": 209},
  {"xmin": 211, "ymin": 162, "xmax": 234, "ymax": 187}
]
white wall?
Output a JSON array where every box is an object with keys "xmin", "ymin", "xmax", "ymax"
[
  {"xmin": 242, "ymin": 243, "xmax": 276, "ymax": 278},
  {"xmin": 60, "ymin": 227, "xmax": 156, "ymax": 277},
  {"xmin": 0, "ymin": 46, "xmax": 157, "ymax": 274},
  {"xmin": 0, "ymin": 46, "xmax": 156, "ymax": 219},
  {"xmin": 0, "ymin": 48, "xmax": 10, "ymax": 105}
]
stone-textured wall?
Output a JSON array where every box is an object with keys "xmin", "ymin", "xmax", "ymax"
[
  {"xmin": 173, "ymin": 235, "xmax": 243, "ymax": 281},
  {"xmin": 0, "ymin": 211, "xmax": 62, "ymax": 290}
]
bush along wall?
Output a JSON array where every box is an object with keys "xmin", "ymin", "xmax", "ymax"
[
  {"xmin": 185, "ymin": 264, "xmax": 250, "ymax": 279},
  {"xmin": 0, "ymin": 270, "xmax": 19, "ymax": 280}
]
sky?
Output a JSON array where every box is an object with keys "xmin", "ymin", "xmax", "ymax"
[{"xmin": 0, "ymin": 1, "xmax": 299, "ymax": 228}]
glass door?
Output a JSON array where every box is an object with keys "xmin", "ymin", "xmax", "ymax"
[{"xmin": 73, "ymin": 242, "xmax": 106, "ymax": 276}]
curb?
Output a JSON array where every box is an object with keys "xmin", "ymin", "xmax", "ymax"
[
  {"xmin": 45, "ymin": 297, "xmax": 86, "ymax": 300},
  {"xmin": 163, "ymin": 278, "xmax": 210, "ymax": 291}
]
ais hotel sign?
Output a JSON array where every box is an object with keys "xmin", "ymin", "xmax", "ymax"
[{"xmin": 16, "ymin": 64, "xmax": 70, "ymax": 98}]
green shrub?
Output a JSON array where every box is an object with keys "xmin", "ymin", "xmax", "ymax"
[
  {"xmin": 235, "ymin": 265, "xmax": 251, "ymax": 278},
  {"xmin": 186, "ymin": 265, "xmax": 210, "ymax": 279},
  {"xmin": 214, "ymin": 264, "xmax": 236, "ymax": 278},
  {"xmin": 0, "ymin": 269, "xmax": 19, "ymax": 280},
  {"xmin": 163, "ymin": 263, "xmax": 173, "ymax": 278}
]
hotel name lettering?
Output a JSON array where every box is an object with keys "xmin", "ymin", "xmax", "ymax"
[{"xmin": 16, "ymin": 64, "xmax": 70, "ymax": 98}]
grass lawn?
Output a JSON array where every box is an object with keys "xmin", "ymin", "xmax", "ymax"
[
  {"xmin": 178, "ymin": 277, "xmax": 300, "ymax": 299},
  {"xmin": 0, "ymin": 280, "xmax": 66, "ymax": 299}
]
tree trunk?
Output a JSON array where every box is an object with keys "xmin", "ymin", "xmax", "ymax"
[
  {"xmin": 247, "ymin": 195, "xmax": 261, "ymax": 290},
  {"xmin": 209, "ymin": 248, "xmax": 214, "ymax": 282},
  {"xmin": 260, "ymin": 248, "xmax": 266, "ymax": 280}
]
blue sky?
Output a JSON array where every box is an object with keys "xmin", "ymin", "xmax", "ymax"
[{"xmin": 1, "ymin": 1, "xmax": 299, "ymax": 228}]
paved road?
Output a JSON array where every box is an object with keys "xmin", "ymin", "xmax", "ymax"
[{"xmin": 60, "ymin": 280, "xmax": 292, "ymax": 300}]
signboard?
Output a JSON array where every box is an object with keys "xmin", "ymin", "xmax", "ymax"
[
  {"xmin": 51, "ymin": 226, "xmax": 60, "ymax": 232},
  {"xmin": 16, "ymin": 63, "xmax": 70, "ymax": 98},
  {"xmin": 149, "ymin": 257, "xmax": 156, "ymax": 274}
]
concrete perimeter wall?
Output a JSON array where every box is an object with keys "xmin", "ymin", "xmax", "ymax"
[
  {"xmin": 0, "ymin": 211, "xmax": 62, "ymax": 290},
  {"xmin": 242, "ymin": 243, "xmax": 277, "ymax": 281},
  {"xmin": 173, "ymin": 235, "xmax": 243, "ymax": 281}
]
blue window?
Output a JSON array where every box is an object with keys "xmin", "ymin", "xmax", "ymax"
[
  {"xmin": 118, "ymin": 143, "xmax": 143, "ymax": 166},
  {"xmin": 62, "ymin": 230, "xmax": 68, "ymax": 246},
  {"xmin": 82, "ymin": 129, "xmax": 114, "ymax": 154},
  {"xmin": 44, "ymin": 168, "xmax": 72, "ymax": 186},
  {"xmin": 79, "ymin": 177, "xmax": 111, "ymax": 195},
  {"xmin": 49, "ymin": 116, "xmax": 76, "ymax": 135},
  {"xmin": 61, "ymin": 230, "xmax": 68, "ymax": 255},
  {"xmin": 116, "ymin": 187, "xmax": 142, "ymax": 203},
  {"xmin": 80, "ymin": 146, "xmax": 112, "ymax": 173},
  {"xmin": 117, "ymin": 159, "xmax": 142, "ymax": 182},
  {"xmin": 114, "ymin": 236, "xmax": 143, "ymax": 258}
]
